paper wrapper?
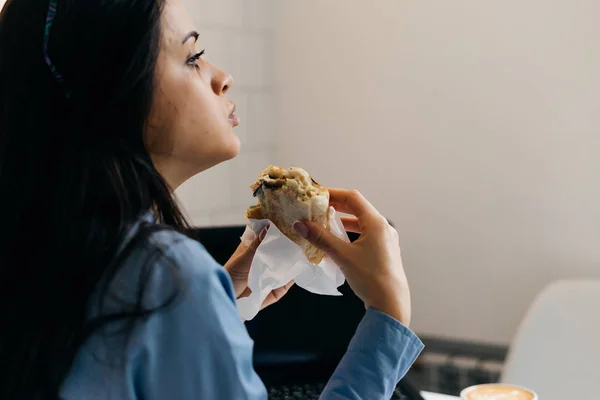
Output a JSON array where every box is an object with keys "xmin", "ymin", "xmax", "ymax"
[{"xmin": 237, "ymin": 207, "xmax": 349, "ymax": 320}]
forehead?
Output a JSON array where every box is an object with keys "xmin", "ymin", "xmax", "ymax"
[{"xmin": 161, "ymin": 0, "xmax": 196, "ymax": 46}]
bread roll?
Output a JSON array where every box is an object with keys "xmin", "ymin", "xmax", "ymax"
[{"xmin": 246, "ymin": 165, "xmax": 330, "ymax": 265}]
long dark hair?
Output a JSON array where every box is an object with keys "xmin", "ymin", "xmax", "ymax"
[{"xmin": 0, "ymin": 0, "xmax": 191, "ymax": 398}]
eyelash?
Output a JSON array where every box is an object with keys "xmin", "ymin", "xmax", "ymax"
[{"xmin": 187, "ymin": 50, "xmax": 205, "ymax": 69}]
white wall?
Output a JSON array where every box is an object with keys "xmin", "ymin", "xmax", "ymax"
[
  {"xmin": 272, "ymin": 0, "xmax": 600, "ymax": 345},
  {"xmin": 176, "ymin": 0, "xmax": 277, "ymax": 226}
]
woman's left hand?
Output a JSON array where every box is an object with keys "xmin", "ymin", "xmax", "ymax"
[{"xmin": 224, "ymin": 228, "xmax": 294, "ymax": 311}]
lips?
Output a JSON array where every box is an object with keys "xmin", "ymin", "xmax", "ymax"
[{"xmin": 229, "ymin": 103, "xmax": 240, "ymax": 127}]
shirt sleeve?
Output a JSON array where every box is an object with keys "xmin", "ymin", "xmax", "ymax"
[
  {"xmin": 320, "ymin": 309, "xmax": 425, "ymax": 400},
  {"xmin": 132, "ymin": 234, "xmax": 423, "ymax": 400},
  {"xmin": 133, "ymin": 238, "xmax": 268, "ymax": 400}
]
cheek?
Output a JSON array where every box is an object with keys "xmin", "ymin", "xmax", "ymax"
[
  {"xmin": 146, "ymin": 68, "xmax": 239, "ymax": 167},
  {"xmin": 145, "ymin": 95, "xmax": 174, "ymax": 155},
  {"xmin": 175, "ymin": 81, "xmax": 240, "ymax": 164}
]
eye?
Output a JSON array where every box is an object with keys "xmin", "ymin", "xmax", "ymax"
[{"xmin": 186, "ymin": 49, "xmax": 205, "ymax": 69}]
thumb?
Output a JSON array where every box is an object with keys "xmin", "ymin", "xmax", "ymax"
[
  {"xmin": 293, "ymin": 220, "xmax": 347, "ymax": 262},
  {"xmin": 247, "ymin": 228, "xmax": 265, "ymax": 254},
  {"xmin": 234, "ymin": 227, "xmax": 266, "ymax": 260}
]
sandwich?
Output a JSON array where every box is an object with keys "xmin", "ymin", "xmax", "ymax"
[{"xmin": 246, "ymin": 165, "xmax": 330, "ymax": 265}]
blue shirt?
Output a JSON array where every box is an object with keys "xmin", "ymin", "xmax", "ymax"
[{"xmin": 61, "ymin": 219, "xmax": 424, "ymax": 400}]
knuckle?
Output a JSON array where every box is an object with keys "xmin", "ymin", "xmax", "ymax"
[
  {"xmin": 348, "ymin": 189, "xmax": 362, "ymax": 200},
  {"xmin": 374, "ymin": 215, "xmax": 388, "ymax": 228},
  {"xmin": 272, "ymin": 288, "xmax": 284, "ymax": 301}
]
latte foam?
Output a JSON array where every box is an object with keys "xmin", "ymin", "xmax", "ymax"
[{"xmin": 462, "ymin": 384, "xmax": 535, "ymax": 400}]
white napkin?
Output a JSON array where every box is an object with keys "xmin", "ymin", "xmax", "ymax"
[{"xmin": 237, "ymin": 207, "xmax": 349, "ymax": 321}]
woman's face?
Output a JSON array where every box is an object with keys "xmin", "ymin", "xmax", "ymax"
[{"xmin": 146, "ymin": 0, "xmax": 240, "ymax": 189}]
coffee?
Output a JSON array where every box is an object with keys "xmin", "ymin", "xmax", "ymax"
[{"xmin": 461, "ymin": 384, "xmax": 536, "ymax": 400}]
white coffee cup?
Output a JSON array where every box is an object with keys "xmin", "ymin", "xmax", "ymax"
[{"xmin": 460, "ymin": 383, "xmax": 538, "ymax": 400}]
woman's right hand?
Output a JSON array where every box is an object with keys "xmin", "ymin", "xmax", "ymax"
[{"xmin": 293, "ymin": 189, "xmax": 411, "ymax": 326}]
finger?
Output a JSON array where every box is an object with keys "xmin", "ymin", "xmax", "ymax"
[
  {"xmin": 328, "ymin": 188, "xmax": 381, "ymax": 225},
  {"xmin": 261, "ymin": 281, "xmax": 294, "ymax": 309},
  {"xmin": 340, "ymin": 216, "xmax": 361, "ymax": 233},
  {"xmin": 271, "ymin": 281, "xmax": 294, "ymax": 301},
  {"xmin": 236, "ymin": 226, "xmax": 267, "ymax": 259},
  {"xmin": 250, "ymin": 227, "xmax": 269, "ymax": 252},
  {"xmin": 237, "ymin": 287, "xmax": 252, "ymax": 300},
  {"xmin": 293, "ymin": 220, "xmax": 348, "ymax": 264}
]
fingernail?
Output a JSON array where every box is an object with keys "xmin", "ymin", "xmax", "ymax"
[
  {"xmin": 293, "ymin": 221, "xmax": 309, "ymax": 238},
  {"xmin": 259, "ymin": 227, "xmax": 268, "ymax": 241}
]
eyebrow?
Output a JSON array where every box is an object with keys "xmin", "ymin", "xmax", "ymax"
[{"xmin": 182, "ymin": 31, "xmax": 199, "ymax": 45}]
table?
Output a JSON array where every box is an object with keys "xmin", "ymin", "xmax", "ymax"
[{"xmin": 421, "ymin": 391, "xmax": 460, "ymax": 400}]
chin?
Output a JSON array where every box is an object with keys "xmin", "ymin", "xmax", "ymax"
[
  {"xmin": 187, "ymin": 135, "xmax": 241, "ymax": 174},
  {"xmin": 222, "ymin": 135, "xmax": 241, "ymax": 160}
]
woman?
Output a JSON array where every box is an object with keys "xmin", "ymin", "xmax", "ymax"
[{"xmin": 0, "ymin": 0, "xmax": 423, "ymax": 399}]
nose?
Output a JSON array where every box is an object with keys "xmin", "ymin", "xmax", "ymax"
[{"xmin": 209, "ymin": 62, "xmax": 233, "ymax": 96}]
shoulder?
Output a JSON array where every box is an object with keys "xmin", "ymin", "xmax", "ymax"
[
  {"xmin": 147, "ymin": 228, "xmax": 236, "ymax": 304},
  {"xmin": 146, "ymin": 227, "xmax": 224, "ymax": 279},
  {"xmin": 137, "ymin": 226, "xmax": 236, "ymax": 307},
  {"xmin": 94, "ymin": 224, "xmax": 235, "ymax": 318}
]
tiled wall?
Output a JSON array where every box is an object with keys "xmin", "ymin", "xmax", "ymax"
[{"xmin": 176, "ymin": 0, "xmax": 275, "ymax": 227}]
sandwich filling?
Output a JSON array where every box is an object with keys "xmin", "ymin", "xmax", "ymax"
[{"xmin": 251, "ymin": 166, "xmax": 324, "ymax": 199}]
